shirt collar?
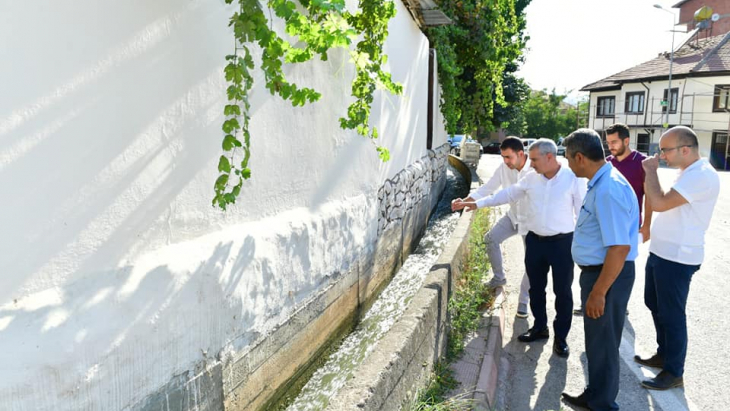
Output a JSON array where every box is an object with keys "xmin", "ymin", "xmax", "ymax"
[
  {"xmin": 587, "ymin": 162, "xmax": 612, "ymax": 190},
  {"xmin": 680, "ymin": 157, "xmax": 703, "ymax": 176}
]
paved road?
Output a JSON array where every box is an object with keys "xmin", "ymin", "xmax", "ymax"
[{"xmin": 474, "ymin": 154, "xmax": 730, "ymax": 411}]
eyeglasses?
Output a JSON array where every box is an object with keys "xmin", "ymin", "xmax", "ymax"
[{"xmin": 659, "ymin": 145, "xmax": 694, "ymax": 154}]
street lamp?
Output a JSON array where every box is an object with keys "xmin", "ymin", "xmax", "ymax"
[{"xmin": 654, "ymin": 4, "xmax": 676, "ymax": 131}]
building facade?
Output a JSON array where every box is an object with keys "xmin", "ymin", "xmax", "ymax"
[{"xmin": 582, "ymin": 32, "xmax": 730, "ymax": 170}]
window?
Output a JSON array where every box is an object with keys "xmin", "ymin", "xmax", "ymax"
[
  {"xmin": 713, "ymin": 85, "xmax": 730, "ymax": 112},
  {"xmin": 625, "ymin": 92, "xmax": 645, "ymax": 114},
  {"xmin": 596, "ymin": 96, "xmax": 615, "ymax": 118},
  {"xmin": 662, "ymin": 88, "xmax": 679, "ymax": 113},
  {"xmin": 637, "ymin": 133, "xmax": 650, "ymax": 154}
]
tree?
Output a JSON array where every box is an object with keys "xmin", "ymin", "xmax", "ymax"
[
  {"xmin": 521, "ymin": 89, "xmax": 582, "ymax": 140},
  {"xmin": 427, "ymin": 0, "xmax": 531, "ymax": 135},
  {"xmin": 492, "ymin": 61, "xmax": 530, "ymax": 136}
]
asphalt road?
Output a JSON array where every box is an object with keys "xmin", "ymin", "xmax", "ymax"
[{"xmin": 474, "ymin": 154, "xmax": 730, "ymax": 411}]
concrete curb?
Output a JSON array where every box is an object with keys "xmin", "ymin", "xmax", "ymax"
[
  {"xmin": 326, "ymin": 209, "xmax": 474, "ymax": 411},
  {"xmin": 473, "ymin": 287, "xmax": 506, "ymax": 410},
  {"xmin": 325, "ymin": 157, "xmax": 482, "ymax": 410}
]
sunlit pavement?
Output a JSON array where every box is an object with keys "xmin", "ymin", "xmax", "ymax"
[{"xmin": 475, "ymin": 153, "xmax": 730, "ymax": 411}]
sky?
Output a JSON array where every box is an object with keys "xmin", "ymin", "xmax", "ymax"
[{"xmin": 517, "ymin": 0, "xmax": 693, "ymax": 103}]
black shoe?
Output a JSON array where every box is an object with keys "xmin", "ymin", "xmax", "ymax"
[
  {"xmin": 561, "ymin": 391, "xmax": 591, "ymax": 410},
  {"xmin": 573, "ymin": 307, "xmax": 583, "ymax": 316},
  {"xmin": 553, "ymin": 337, "xmax": 569, "ymax": 358},
  {"xmin": 641, "ymin": 370, "xmax": 684, "ymax": 390},
  {"xmin": 634, "ymin": 353, "xmax": 664, "ymax": 368},
  {"xmin": 518, "ymin": 327, "xmax": 549, "ymax": 342}
]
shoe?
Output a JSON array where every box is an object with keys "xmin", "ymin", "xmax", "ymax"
[
  {"xmin": 516, "ymin": 302, "xmax": 528, "ymax": 318},
  {"xmin": 518, "ymin": 327, "xmax": 549, "ymax": 342},
  {"xmin": 573, "ymin": 307, "xmax": 583, "ymax": 316},
  {"xmin": 634, "ymin": 353, "xmax": 664, "ymax": 368},
  {"xmin": 553, "ymin": 337, "xmax": 569, "ymax": 358},
  {"xmin": 485, "ymin": 276, "xmax": 507, "ymax": 289},
  {"xmin": 641, "ymin": 370, "xmax": 683, "ymax": 390},
  {"xmin": 561, "ymin": 391, "xmax": 591, "ymax": 410}
]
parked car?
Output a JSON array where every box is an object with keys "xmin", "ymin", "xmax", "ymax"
[
  {"xmin": 520, "ymin": 138, "xmax": 536, "ymax": 149},
  {"xmin": 448, "ymin": 134, "xmax": 467, "ymax": 155},
  {"xmin": 556, "ymin": 142, "xmax": 566, "ymax": 157},
  {"xmin": 483, "ymin": 141, "xmax": 501, "ymax": 154}
]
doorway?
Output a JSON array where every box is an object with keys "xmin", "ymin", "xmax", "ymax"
[{"xmin": 637, "ymin": 133, "xmax": 650, "ymax": 154}]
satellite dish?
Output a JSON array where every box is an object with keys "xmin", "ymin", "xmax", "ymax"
[{"xmin": 712, "ymin": 13, "xmax": 720, "ymax": 22}]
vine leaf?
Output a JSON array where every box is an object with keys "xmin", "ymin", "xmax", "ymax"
[{"xmin": 214, "ymin": 0, "xmax": 403, "ymax": 209}]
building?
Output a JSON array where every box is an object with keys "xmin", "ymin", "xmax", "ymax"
[
  {"xmin": 581, "ymin": 31, "xmax": 730, "ymax": 170},
  {"xmin": 674, "ymin": 0, "xmax": 730, "ymax": 38}
]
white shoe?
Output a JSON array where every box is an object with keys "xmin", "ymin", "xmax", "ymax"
[
  {"xmin": 516, "ymin": 303, "xmax": 528, "ymax": 318},
  {"xmin": 485, "ymin": 276, "xmax": 507, "ymax": 289}
]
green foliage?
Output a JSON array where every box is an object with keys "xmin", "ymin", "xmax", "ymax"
[
  {"xmin": 447, "ymin": 208, "xmax": 492, "ymax": 358},
  {"xmin": 428, "ymin": 0, "xmax": 531, "ymax": 135},
  {"xmin": 521, "ymin": 89, "xmax": 586, "ymax": 140},
  {"xmin": 492, "ymin": 61, "xmax": 531, "ymax": 136},
  {"xmin": 409, "ymin": 208, "xmax": 494, "ymax": 409},
  {"xmin": 214, "ymin": 0, "xmax": 402, "ymax": 209}
]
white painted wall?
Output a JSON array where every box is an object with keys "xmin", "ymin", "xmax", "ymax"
[{"xmin": 0, "ymin": 0, "xmax": 445, "ymax": 409}]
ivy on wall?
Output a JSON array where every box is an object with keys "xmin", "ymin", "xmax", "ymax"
[
  {"xmin": 427, "ymin": 0, "xmax": 531, "ymax": 135},
  {"xmin": 213, "ymin": 0, "xmax": 403, "ymax": 210}
]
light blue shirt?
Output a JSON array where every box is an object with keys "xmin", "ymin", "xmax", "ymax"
[{"xmin": 572, "ymin": 163, "xmax": 639, "ymax": 266}]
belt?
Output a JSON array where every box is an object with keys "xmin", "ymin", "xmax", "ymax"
[
  {"xmin": 527, "ymin": 231, "xmax": 573, "ymax": 241},
  {"xmin": 579, "ymin": 264, "xmax": 604, "ymax": 271}
]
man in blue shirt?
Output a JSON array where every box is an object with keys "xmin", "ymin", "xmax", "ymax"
[{"xmin": 560, "ymin": 129, "xmax": 639, "ymax": 411}]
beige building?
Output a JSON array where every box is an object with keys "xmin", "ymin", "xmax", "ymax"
[{"xmin": 581, "ymin": 31, "xmax": 730, "ymax": 170}]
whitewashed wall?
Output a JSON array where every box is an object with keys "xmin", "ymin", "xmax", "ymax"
[{"xmin": 0, "ymin": 0, "xmax": 446, "ymax": 409}]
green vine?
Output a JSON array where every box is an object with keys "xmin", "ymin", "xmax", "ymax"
[
  {"xmin": 214, "ymin": 0, "xmax": 402, "ymax": 209},
  {"xmin": 427, "ymin": 0, "xmax": 530, "ymax": 135}
]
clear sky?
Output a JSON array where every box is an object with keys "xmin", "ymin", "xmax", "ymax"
[{"xmin": 517, "ymin": 0, "xmax": 692, "ymax": 103}]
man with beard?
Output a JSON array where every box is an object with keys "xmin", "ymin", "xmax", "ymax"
[
  {"xmin": 451, "ymin": 137, "xmax": 532, "ymax": 318},
  {"xmin": 574, "ymin": 123, "xmax": 652, "ymax": 316}
]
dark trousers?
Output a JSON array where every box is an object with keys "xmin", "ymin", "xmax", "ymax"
[
  {"xmin": 644, "ymin": 252, "xmax": 700, "ymax": 377},
  {"xmin": 581, "ymin": 261, "xmax": 634, "ymax": 411},
  {"xmin": 524, "ymin": 232, "xmax": 574, "ymax": 339}
]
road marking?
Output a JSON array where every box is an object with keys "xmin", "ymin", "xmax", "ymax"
[{"xmin": 620, "ymin": 331, "xmax": 698, "ymax": 411}]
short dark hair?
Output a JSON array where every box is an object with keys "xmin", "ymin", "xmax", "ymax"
[
  {"xmin": 605, "ymin": 123, "xmax": 630, "ymax": 140},
  {"xmin": 500, "ymin": 136, "xmax": 524, "ymax": 153},
  {"xmin": 667, "ymin": 126, "xmax": 699, "ymax": 148},
  {"xmin": 563, "ymin": 128, "xmax": 606, "ymax": 162}
]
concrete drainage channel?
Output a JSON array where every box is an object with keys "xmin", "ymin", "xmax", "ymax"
[{"xmin": 325, "ymin": 156, "xmax": 506, "ymax": 411}]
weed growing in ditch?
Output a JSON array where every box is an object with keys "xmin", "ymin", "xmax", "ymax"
[{"xmin": 406, "ymin": 208, "xmax": 494, "ymax": 410}]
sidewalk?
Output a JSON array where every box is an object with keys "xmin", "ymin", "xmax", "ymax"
[{"xmin": 443, "ymin": 155, "xmax": 695, "ymax": 411}]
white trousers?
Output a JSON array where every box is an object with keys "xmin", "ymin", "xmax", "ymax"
[{"xmin": 484, "ymin": 214, "xmax": 530, "ymax": 305}]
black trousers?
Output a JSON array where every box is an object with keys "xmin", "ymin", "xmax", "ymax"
[
  {"xmin": 524, "ymin": 231, "xmax": 574, "ymax": 339},
  {"xmin": 581, "ymin": 261, "xmax": 634, "ymax": 411}
]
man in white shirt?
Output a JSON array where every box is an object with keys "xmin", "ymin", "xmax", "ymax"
[
  {"xmin": 455, "ymin": 139, "xmax": 586, "ymax": 357},
  {"xmin": 451, "ymin": 137, "xmax": 532, "ymax": 318},
  {"xmin": 636, "ymin": 126, "xmax": 720, "ymax": 390}
]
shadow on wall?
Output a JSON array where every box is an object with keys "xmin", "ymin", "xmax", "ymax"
[
  {"xmin": 0, "ymin": 238, "xmax": 258, "ymax": 409},
  {"xmin": 0, "ymin": 0, "xmax": 267, "ymax": 408},
  {"xmin": 0, "ymin": 0, "xmax": 240, "ymax": 303}
]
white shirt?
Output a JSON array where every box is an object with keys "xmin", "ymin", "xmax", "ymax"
[
  {"xmin": 475, "ymin": 165, "xmax": 587, "ymax": 236},
  {"xmin": 468, "ymin": 158, "xmax": 532, "ymax": 228},
  {"xmin": 650, "ymin": 158, "xmax": 720, "ymax": 265}
]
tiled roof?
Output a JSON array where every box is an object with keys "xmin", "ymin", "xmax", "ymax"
[{"xmin": 581, "ymin": 32, "xmax": 730, "ymax": 91}]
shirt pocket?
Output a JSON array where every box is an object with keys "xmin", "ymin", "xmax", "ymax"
[{"xmin": 576, "ymin": 207, "xmax": 592, "ymax": 227}]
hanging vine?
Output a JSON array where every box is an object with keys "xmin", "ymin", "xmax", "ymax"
[
  {"xmin": 213, "ymin": 0, "xmax": 402, "ymax": 210},
  {"xmin": 427, "ymin": 0, "xmax": 531, "ymax": 135}
]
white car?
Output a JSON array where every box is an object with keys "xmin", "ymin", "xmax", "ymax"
[{"xmin": 520, "ymin": 138, "xmax": 536, "ymax": 148}]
